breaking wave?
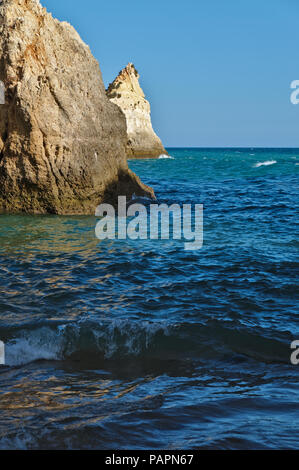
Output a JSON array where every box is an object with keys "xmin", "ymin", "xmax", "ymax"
[
  {"xmin": 3, "ymin": 320, "xmax": 290, "ymax": 367},
  {"xmin": 4, "ymin": 321, "xmax": 170, "ymax": 366},
  {"xmin": 159, "ymin": 154, "xmax": 174, "ymax": 159},
  {"xmin": 253, "ymin": 160, "xmax": 277, "ymax": 168}
]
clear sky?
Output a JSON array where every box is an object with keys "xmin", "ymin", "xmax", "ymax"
[{"xmin": 42, "ymin": 0, "xmax": 299, "ymax": 147}]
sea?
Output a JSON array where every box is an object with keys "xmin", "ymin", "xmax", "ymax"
[{"xmin": 0, "ymin": 148, "xmax": 298, "ymax": 450}]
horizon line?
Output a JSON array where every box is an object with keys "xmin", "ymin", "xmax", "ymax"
[{"xmin": 164, "ymin": 146, "xmax": 299, "ymax": 149}]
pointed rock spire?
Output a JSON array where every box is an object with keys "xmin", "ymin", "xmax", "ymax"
[{"xmin": 107, "ymin": 63, "xmax": 168, "ymax": 159}]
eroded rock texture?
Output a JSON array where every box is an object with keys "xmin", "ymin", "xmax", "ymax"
[
  {"xmin": 107, "ymin": 63, "xmax": 167, "ymax": 159},
  {"xmin": 0, "ymin": 0, "xmax": 154, "ymax": 214}
]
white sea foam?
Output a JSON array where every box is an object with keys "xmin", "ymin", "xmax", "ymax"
[
  {"xmin": 159, "ymin": 154, "xmax": 174, "ymax": 159},
  {"xmin": 253, "ymin": 160, "xmax": 277, "ymax": 168},
  {"xmin": 5, "ymin": 328, "xmax": 62, "ymax": 366}
]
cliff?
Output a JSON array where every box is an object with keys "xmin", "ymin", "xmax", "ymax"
[
  {"xmin": 0, "ymin": 0, "xmax": 154, "ymax": 214},
  {"xmin": 107, "ymin": 63, "xmax": 167, "ymax": 159}
]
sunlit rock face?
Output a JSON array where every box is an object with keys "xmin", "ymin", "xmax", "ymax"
[
  {"xmin": 107, "ymin": 63, "xmax": 167, "ymax": 159},
  {"xmin": 0, "ymin": 0, "xmax": 154, "ymax": 214}
]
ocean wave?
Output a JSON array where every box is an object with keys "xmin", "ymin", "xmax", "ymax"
[
  {"xmin": 159, "ymin": 154, "xmax": 174, "ymax": 159},
  {"xmin": 253, "ymin": 160, "xmax": 277, "ymax": 168},
  {"xmin": 4, "ymin": 322, "xmax": 171, "ymax": 366},
  {"xmin": 5, "ymin": 328, "xmax": 62, "ymax": 366},
  {"xmin": 2, "ymin": 320, "xmax": 290, "ymax": 367}
]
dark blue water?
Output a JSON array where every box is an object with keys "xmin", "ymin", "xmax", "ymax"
[{"xmin": 0, "ymin": 148, "xmax": 298, "ymax": 449}]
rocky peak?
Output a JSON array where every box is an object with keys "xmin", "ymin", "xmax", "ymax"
[
  {"xmin": 107, "ymin": 63, "xmax": 144, "ymax": 98},
  {"xmin": 107, "ymin": 63, "xmax": 167, "ymax": 159}
]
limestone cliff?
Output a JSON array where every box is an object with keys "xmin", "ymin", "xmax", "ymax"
[
  {"xmin": 107, "ymin": 63, "xmax": 167, "ymax": 159},
  {"xmin": 0, "ymin": 0, "xmax": 154, "ymax": 214}
]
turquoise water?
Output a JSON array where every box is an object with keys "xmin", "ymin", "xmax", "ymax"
[{"xmin": 0, "ymin": 148, "xmax": 298, "ymax": 449}]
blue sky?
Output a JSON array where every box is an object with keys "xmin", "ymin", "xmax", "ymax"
[{"xmin": 43, "ymin": 0, "xmax": 299, "ymax": 147}]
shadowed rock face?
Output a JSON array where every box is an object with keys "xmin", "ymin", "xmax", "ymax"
[
  {"xmin": 0, "ymin": 0, "xmax": 154, "ymax": 214},
  {"xmin": 107, "ymin": 63, "xmax": 167, "ymax": 159}
]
